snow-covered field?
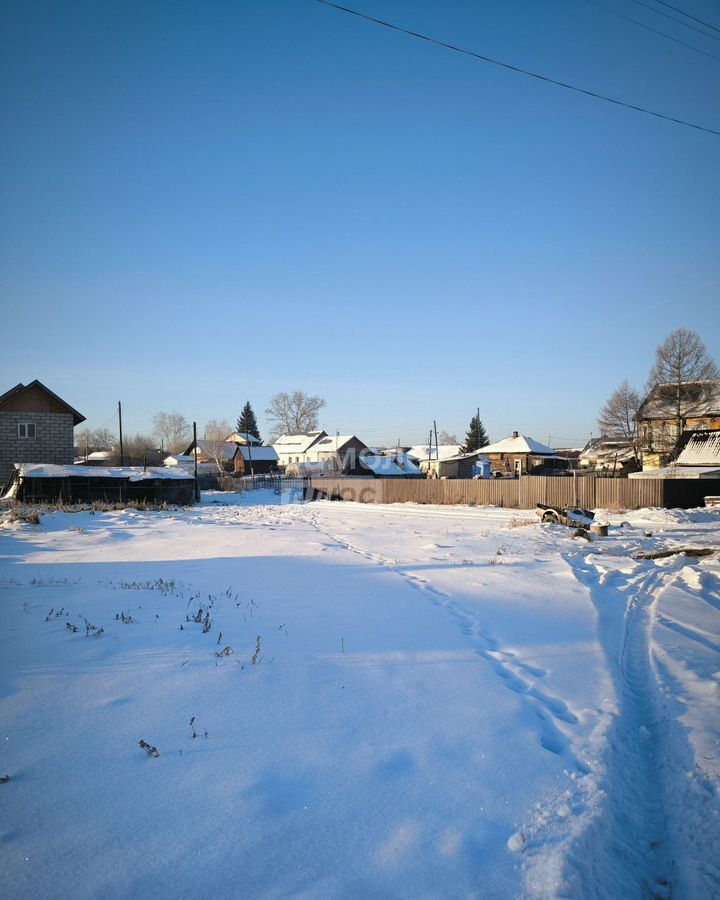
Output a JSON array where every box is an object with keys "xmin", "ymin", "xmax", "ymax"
[{"xmin": 1, "ymin": 493, "xmax": 719, "ymax": 899}]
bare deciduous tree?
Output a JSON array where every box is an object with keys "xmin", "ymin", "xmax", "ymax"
[
  {"xmin": 199, "ymin": 419, "xmax": 236, "ymax": 474},
  {"xmin": 203, "ymin": 418, "xmax": 232, "ymax": 441},
  {"xmin": 75, "ymin": 427, "xmax": 117, "ymax": 457},
  {"xmin": 152, "ymin": 411, "xmax": 190, "ymax": 454},
  {"xmin": 265, "ymin": 391, "xmax": 326, "ymax": 439},
  {"xmin": 598, "ymin": 380, "xmax": 642, "ymax": 467},
  {"xmin": 646, "ymin": 328, "xmax": 719, "ymax": 436},
  {"xmin": 109, "ymin": 434, "xmax": 157, "ymax": 466},
  {"xmin": 438, "ymin": 431, "xmax": 459, "ymax": 445}
]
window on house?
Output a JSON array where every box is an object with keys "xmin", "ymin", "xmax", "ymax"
[{"xmin": 18, "ymin": 423, "xmax": 36, "ymax": 438}]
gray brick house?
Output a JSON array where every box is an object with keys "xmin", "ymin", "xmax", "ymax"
[{"xmin": 0, "ymin": 381, "xmax": 85, "ymax": 489}]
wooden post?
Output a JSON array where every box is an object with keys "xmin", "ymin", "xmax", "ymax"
[
  {"xmin": 193, "ymin": 421, "xmax": 200, "ymax": 502},
  {"xmin": 118, "ymin": 401, "xmax": 124, "ymax": 466},
  {"xmin": 246, "ymin": 434, "xmax": 254, "ymax": 477},
  {"xmin": 573, "ymin": 470, "xmax": 578, "ymax": 508}
]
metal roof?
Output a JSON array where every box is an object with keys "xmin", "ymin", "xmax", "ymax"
[
  {"xmin": 676, "ymin": 430, "xmax": 720, "ymax": 466},
  {"xmin": 17, "ymin": 464, "xmax": 193, "ymax": 481}
]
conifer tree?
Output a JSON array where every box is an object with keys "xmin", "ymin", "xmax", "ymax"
[
  {"xmin": 236, "ymin": 401, "xmax": 261, "ymax": 441},
  {"xmin": 461, "ymin": 413, "xmax": 489, "ymax": 454}
]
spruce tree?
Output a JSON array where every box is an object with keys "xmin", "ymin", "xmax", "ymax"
[
  {"xmin": 236, "ymin": 401, "xmax": 261, "ymax": 441},
  {"xmin": 461, "ymin": 413, "xmax": 489, "ymax": 454}
]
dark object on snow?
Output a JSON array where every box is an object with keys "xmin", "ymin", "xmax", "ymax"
[
  {"xmin": 633, "ymin": 547, "xmax": 715, "ymax": 561},
  {"xmin": 535, "ymin": 504, "xmax": 595, "ymax": 529},
  {"xmin": 138, "ymin": 739, "xmax": 159, "ymax": 758},
  {"xmin": 0, "ymin": 774, "xmax": 10, "ymax": 784}
]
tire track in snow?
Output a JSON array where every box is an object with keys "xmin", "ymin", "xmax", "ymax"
[
  {"xmin": 299, "ymin": 507, "xmax": 586, "ymax": 770},
  {"xmin": 560, "ymin": 554, "xmax": 681, "ymax": 899}
]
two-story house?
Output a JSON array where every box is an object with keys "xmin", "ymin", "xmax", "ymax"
[
  {"xmin": 0, "ymin": 381, "xmax": 85, "ymax": 488},
  {"xmin": 637, "ymin": 380, "xmax": 720, "ymax": 470}
]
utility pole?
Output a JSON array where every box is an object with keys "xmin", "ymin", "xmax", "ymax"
[
  {"xmin": 477, "ymin": 407, "xmax": 480, "ymax": 449},
  {"xmin": 193, "ymin": 421, "xmax": 200, "ymax": 502},
  {"xmin": 246, "ymin": 432, "xmax": 254, "ymax": 477},
  {"xmin": 118, "ymin": 401, "xmax": 124, "ymax": 466},
  {"xmin": 85, "ymin": 433, "xmax": 89, "ymax": 463},
  {"xmin": 433, "ymin": 420, "xmax": 439, "ymax": 463}
]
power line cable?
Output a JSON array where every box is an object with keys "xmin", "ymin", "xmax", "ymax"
[
  {"xmin": 585, "ymin": 0, "xmax": 720, "ymax": 61},
  {"xmin": 314, "ymin": 0, "xmax": 720, "ymax": 136},
  {"xmin": 650, "ymin": 0, "xmax": 720, "ymax": 34},
  {"xmin": 626, "ymin": 0, "xmax": 720, "ymax": 41}
]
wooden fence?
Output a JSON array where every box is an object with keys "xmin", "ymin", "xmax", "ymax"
[{"xmin": 309, "ymin": 476, "xmax": 667, "ymax": 510}]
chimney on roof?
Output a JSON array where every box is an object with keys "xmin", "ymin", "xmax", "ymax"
[{"xmin": 512, "ymin": 431, "xmax": 518, "ymax": 439}]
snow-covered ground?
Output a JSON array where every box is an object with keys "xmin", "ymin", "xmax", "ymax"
[{"xmin": 1, "ymin": 494, "xmax": 718, "ymax": 899}]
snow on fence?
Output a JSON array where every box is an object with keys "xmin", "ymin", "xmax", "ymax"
[{"xmin": 309, "ymin": 476, "xmax": 669, "ymax": 510}]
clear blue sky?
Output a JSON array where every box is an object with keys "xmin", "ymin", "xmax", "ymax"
[{"xmin": 2, "ymin": 0, "xmax": 718, "ymax": 447}]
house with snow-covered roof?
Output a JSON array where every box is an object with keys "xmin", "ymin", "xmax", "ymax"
[
  {"xmin": 480, "ymin": 432, "xmax": 568, "ymax": 477},
  {"xmin": 305, "ymin": 434, "xmax": 369, "ymax": 473},
  {"xmin": 578, "ymin": 438, "xmax": 639, "ymax": 475},
  {"xmin": 359, "ymin": 452, "xmax": 423, "ymax": 478},
  {"xmin": 182, "ymin": 438, "xmax": 278, "ymax": 475},
  {"xmin": 224, "ymin": 432, "xmax": 262, "ymax": 446},
  {"xmin": 272, "ymin": 431, "xmax": 328, "ymax": 468},
  {"xmin": 406, "ymin": 444, "xmax": 463, "ymax": 475},
  {"xmin": 631, "ymin": 429, "xmax": 720, "ymax": 479},
  {"xmin": 637, "ymin": 379, "xmax": 720, "ymax": 469},
  {"xmin": 426, "ymin": 450, "xmax": 491, "ymax": 480}
]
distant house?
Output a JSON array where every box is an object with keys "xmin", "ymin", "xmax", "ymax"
[
  {"xmin": 359, "ymin": 452, "xmax": 423, "ymax": 478},
  {"xmin": 637, "ymin": 380, "xmax": 720, "ymax": 470},
  {"xmin": 578, "ymin": 438, "xmax": 638, "ymax": 475},
  {"xmin": 182, "ymin": 439, "xmax": 278, "ymax": 475},
  {"xmin": 164, "ymin": 454, "xmax": 196, "ymax": 469},
  {"xmin": 426, "ymin": 450, "xmax": 491, "ymax": 480},
  {"xmin": 224, "ymin": 432, "xmax": 262, "ymax": 445},
  {"xmin": 479, "ymin": 432, "xmax": 567, "ymax": 477},
  {"xmin": 406, "ymin": 444, "xmax": 463, "ymax": 475},
  {"xmin": 82, "ymin": 450, "xmax": 113, "ymax": 466},
  {"xmin": 272, "ymin": 431, "xmax": 328, "ymax": 468},
  {"xmin": 305, "ymin": 435, "xmax": 369, "ymax": 473},
  {"xmin": 233, "ymin": 445, "xmax": 279, "ymax": 475},
  {"xmin": 0, "ymin": 380, "xmax": 85, "ymax": 488},
  {"xmin": 552, "ymin": 448, "xmax": 582, "ymax": 468},
  {"xmin": 183, "ymin": 439, "xmax": 238, "ymax": 472}
]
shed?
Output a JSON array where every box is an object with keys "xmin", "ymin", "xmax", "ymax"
[
  {"xmin": 407, "ymin": 444, "xmax": 463, "ymax": 475},
  {"xmin": 5, "ymin": 464, "xmax": 196, "ymax": 505},
  {"xmin": 233, "ymin": 445, "xmax": 279, "ymax": 475},
  {"xmin": 426, "ymin": 450, "xmax": 490, "ymax": 479}
]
